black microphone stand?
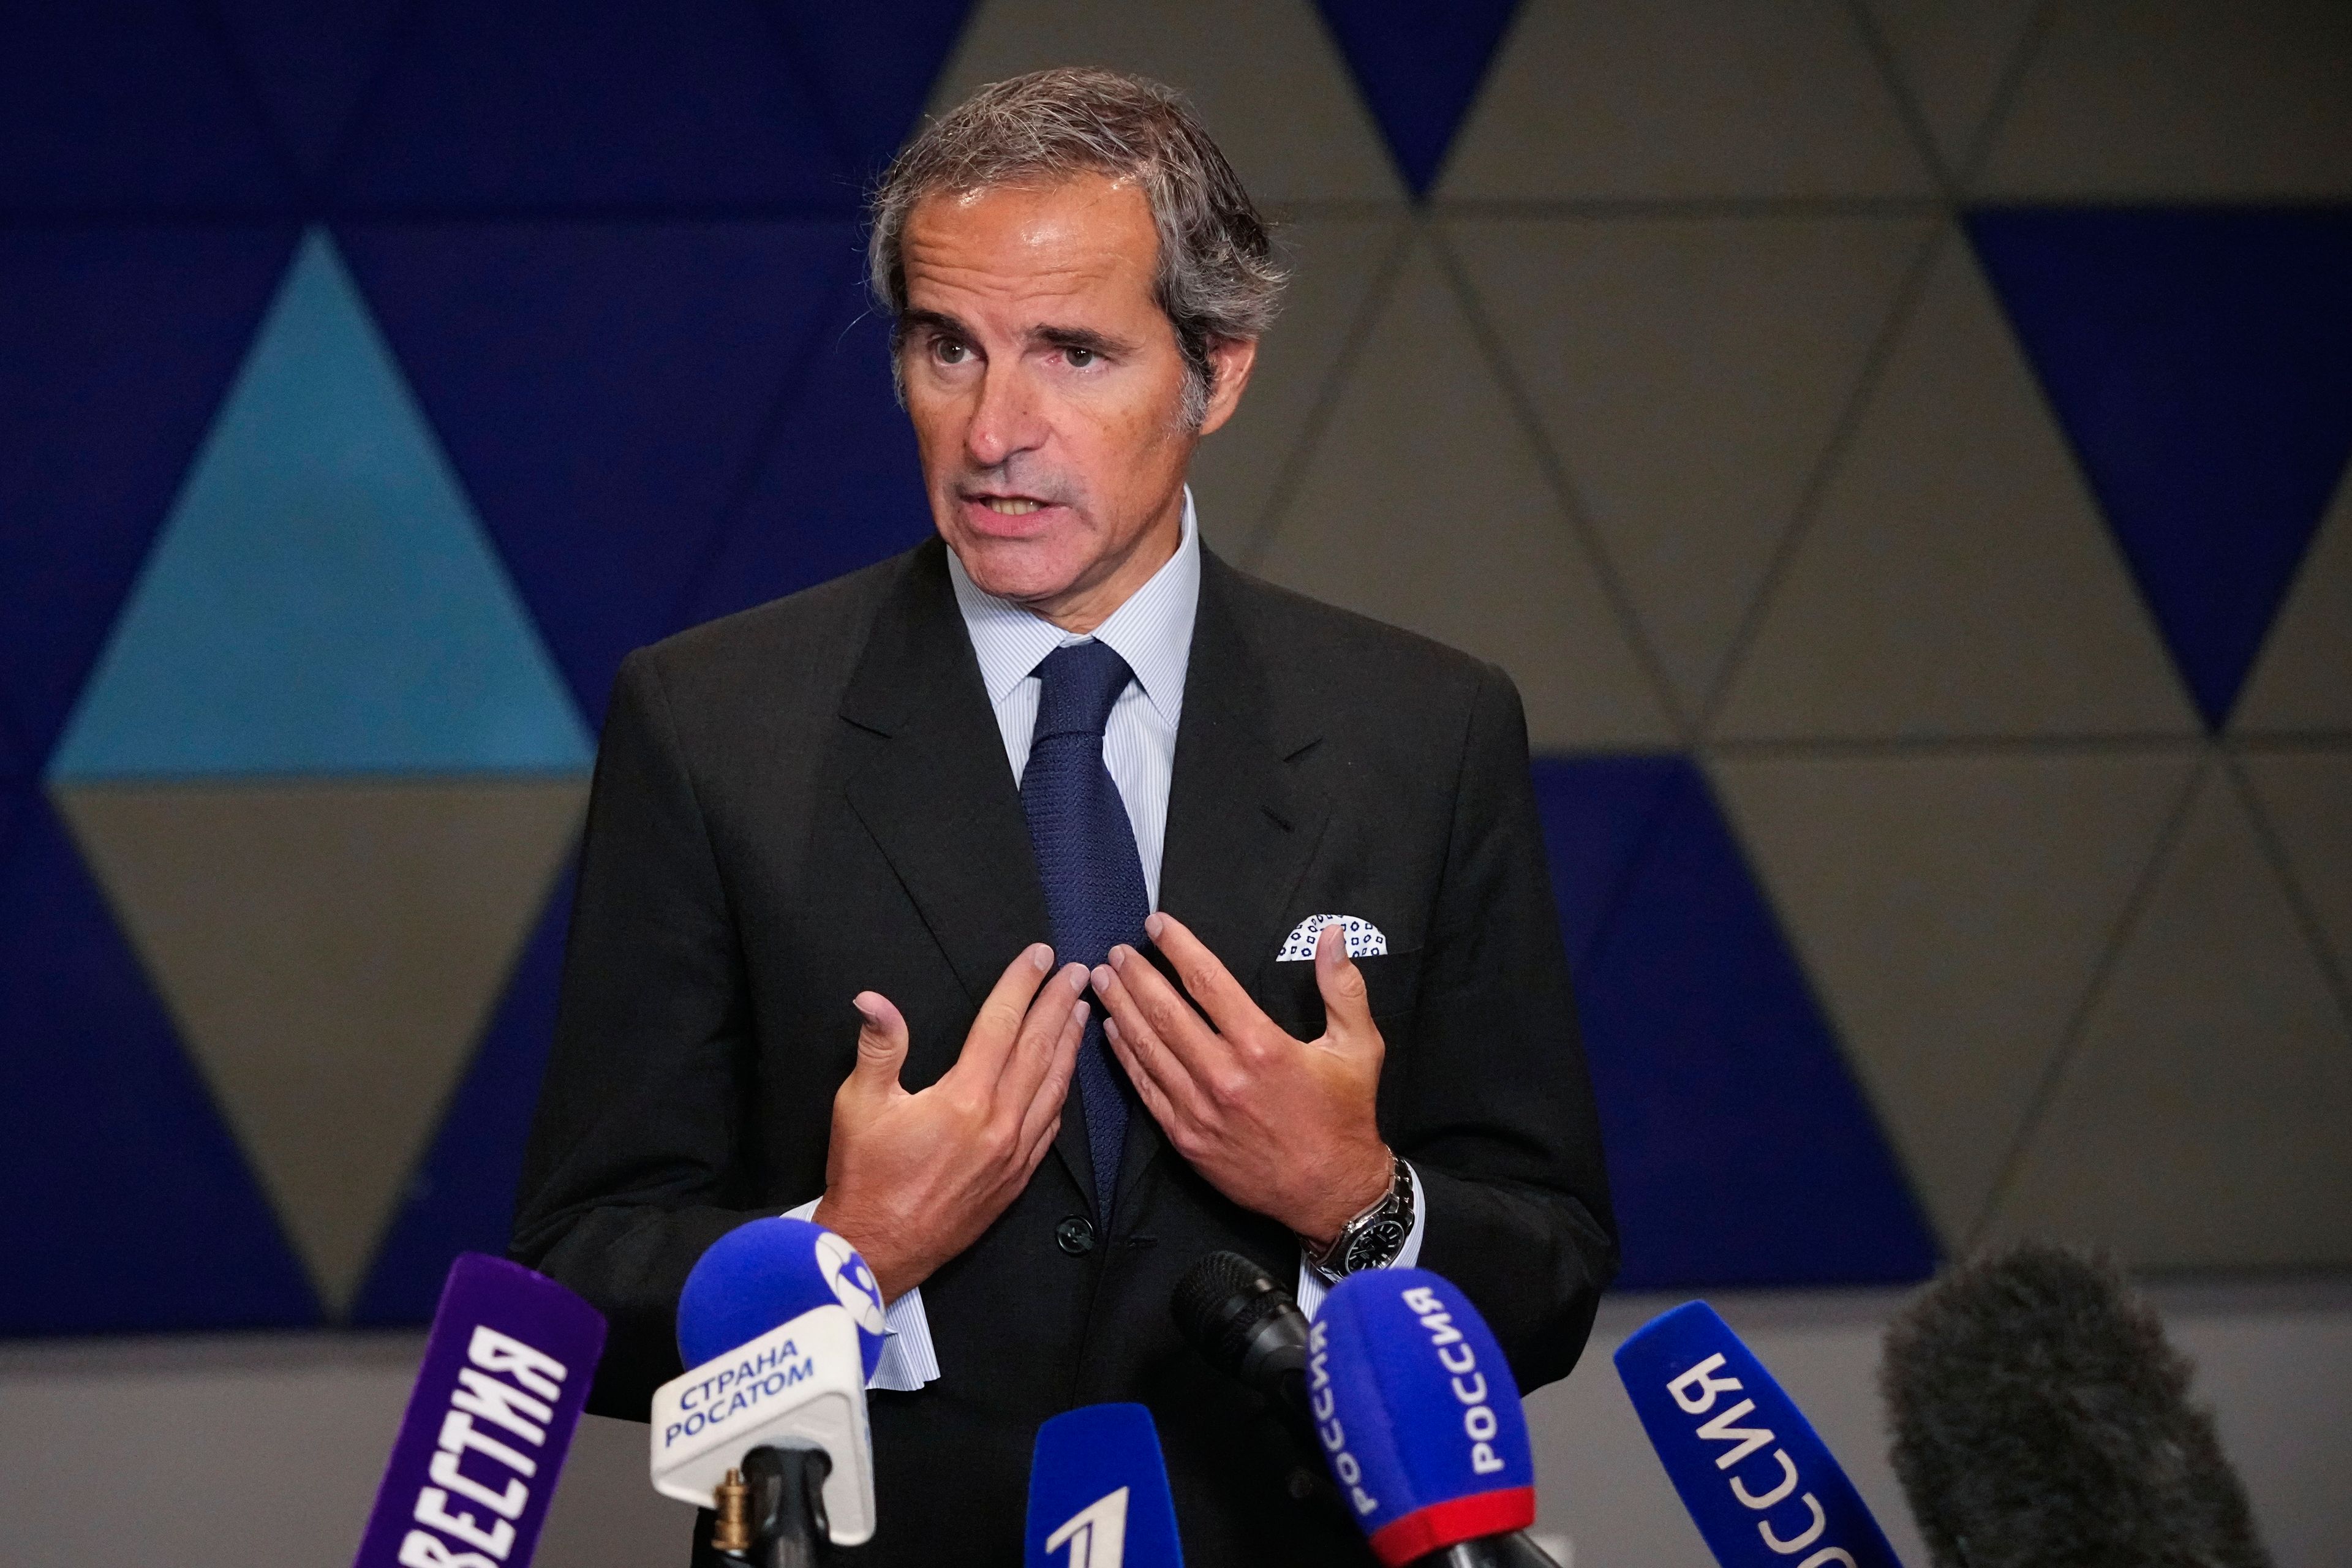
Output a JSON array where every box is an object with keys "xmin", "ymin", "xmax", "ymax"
[
  {"xmin": 712, "ymin": 1445, "xmax": 833, "ymax": 1568},
  {"xmin": 1411, "ymin": 1533, "xmax": 1561, "ymax": 1567}
]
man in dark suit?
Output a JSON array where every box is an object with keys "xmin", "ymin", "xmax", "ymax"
[{"xmin": 512, "ymin": 67, "xmax": 1615, "ymax": 1565}]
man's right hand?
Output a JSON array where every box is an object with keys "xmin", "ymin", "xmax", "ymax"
[{"xmin": 812, "ymin": 943, "xmax": 1088, "ymax": 1302}]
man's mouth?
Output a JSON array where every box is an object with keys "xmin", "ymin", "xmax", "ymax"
[{"xmin": 979, "ymin": 497, "xmax": 1045, "ymax": 515}]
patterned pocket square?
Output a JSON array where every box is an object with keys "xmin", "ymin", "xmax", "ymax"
[{"xmin": 1276, "ymin": 913, "xmax": 1389, "ymax": 962}]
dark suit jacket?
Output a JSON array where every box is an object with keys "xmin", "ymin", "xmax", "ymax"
[{"xmin": 511, "ymin": 537, "xmax": 1617, "ymax": 1566}]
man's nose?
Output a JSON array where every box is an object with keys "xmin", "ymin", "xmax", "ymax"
[{"xmin": 963, "ymin": 360, "xmax": 1047, "ymax": 469}]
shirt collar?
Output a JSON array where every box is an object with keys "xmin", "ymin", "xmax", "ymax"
[{"xmin": 947, "ymin": 489, "xmax": 1200, "ymax": 726}]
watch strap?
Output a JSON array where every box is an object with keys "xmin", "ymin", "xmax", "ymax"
[{"xmin": 1304, "ymin": 1155, "xmax": 1414, "ymax": 1283}]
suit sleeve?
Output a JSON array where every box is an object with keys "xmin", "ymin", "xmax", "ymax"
[
  {"xmin": 1393, "ymin": 660, "xmax": 1619, "ymax": 1392},
  {"xmin": 510, "ymin": 649, "xmax": 777, "ymax": 1417}
]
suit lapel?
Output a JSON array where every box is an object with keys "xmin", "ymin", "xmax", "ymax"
[
  {"xmin": 841, "ymin": 541, "xmax": 1054, "ymax": 1090},
  {"xmin": 1118, "ymin": 552, "xmax": 1330, "ymax": 1208},
  {"xmin": 839, "ymin": 544, "xmax": 1329, "ymax": 1212},
  {"xmin": 1158, "ymin": 554, "xmax": 1332, "ymax": 1025}
]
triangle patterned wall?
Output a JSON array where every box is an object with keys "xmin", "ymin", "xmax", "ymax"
[{"xmin": 4, "ymin": 0, "xmax": 2347, "ymax": 1335}]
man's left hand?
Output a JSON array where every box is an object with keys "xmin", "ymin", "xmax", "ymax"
[{"xmin": 1091, "ymin": 913, "xmax": 1391, "ymax": 1246}]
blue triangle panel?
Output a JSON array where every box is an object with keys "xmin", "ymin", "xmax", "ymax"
[
  {"xmin": 0, "ymin": 225, "xmax": 298, "ymax": 767},
  {"xmin": 1530, "ymin": 753, "xmax": 1681, "ymax": 975},
  {"xmin": 217, "ymin": 0, "xmax": 405, "ymax": 188},
  {"xmin": 679, "ymin": 296, "xmax": 935, "ymax": 628},
  {"xmin": 48, "ymin": 231, "xmax": 591, "ymax": 781},
  {"xmin": 352, "ymin": 867, "xmax": 574, "ymax": 1325},
  {"xmin": 1572, "ymin": 760, "xmax": 1938, "ymax": 1290},
  {"xmin": 774, "ymin": 1, "xmax": 981, "ymax": 179},
  {"xmin": 341, "ymin": 221, "xmax": 867, "ymax": 723},
  {"xmin": 1314, "ymin": 0, "xmax": 1523, "ymax": 195},
  {"xmin": 1970, "ymin": 208, "xmax": 2352, "ymax": 728},
  {"xmin": 330, "ymin": 0, "xmax": 856, "ymax": 213},
  {"xmin": 0, "ymin": 2, "xmax": 294, "ymax": 213},
  {"xmin": 0, "ymin": 797, "xmax": 320, "ymax": 1333}
]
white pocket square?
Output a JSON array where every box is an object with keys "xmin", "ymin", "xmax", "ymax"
[{"xmin": 1276, "ymin": 914, "xmax": 1388, "ymax": 962}]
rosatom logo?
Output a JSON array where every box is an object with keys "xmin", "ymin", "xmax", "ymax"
[
  {"xmin": 815, "ymin": 1231, "xmax": 887, "ymax": 1335},
  {"xmin": 1046, "ymin": 1487, "xmax": 1128, "ymax": 1568}
]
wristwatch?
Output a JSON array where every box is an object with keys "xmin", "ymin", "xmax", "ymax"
[{"xmin": 1304, "ymin": 1154, "xmax": 1415, "ymax": 1283}]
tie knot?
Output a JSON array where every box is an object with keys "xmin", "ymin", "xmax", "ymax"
[{"xmin": 1032, "ymin": 640, "xmax": 1134, "ymax": 741}]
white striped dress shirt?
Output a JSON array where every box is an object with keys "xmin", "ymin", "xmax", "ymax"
[{"xmin": 946, "ymin": 489, "xmax": 1200, "ymax": 904}]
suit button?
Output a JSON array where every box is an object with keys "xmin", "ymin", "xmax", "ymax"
[{"xmin": 1054, "ymin": 1216, "xmax": 1095, "ymax": 1256}]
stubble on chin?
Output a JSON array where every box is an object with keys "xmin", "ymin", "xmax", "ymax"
[{"xmin": 946, "ymin": 522, "xmax": 1093, "ymax": 606}]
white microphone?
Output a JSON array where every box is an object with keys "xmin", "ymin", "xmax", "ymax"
[{"xmin": 649, "ymin": 1218, "xmax": 887, "ymax": 1558}]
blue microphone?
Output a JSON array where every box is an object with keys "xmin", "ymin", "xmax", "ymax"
[
  {"xmin": 1615, "ymin": 1302, "xmax": 1904, "ymax": 1568},
  {"xmin": 1024, "ymin": 1403, "xmax": 1186, "ymax": 1568},
  {"xmin": 1310, "ymin": 1268, "xmax": 1545, "ymax": 1566},
  {"xmin": 676, "ymin": 1216, "xmax": 886, "ymax": 1381}
]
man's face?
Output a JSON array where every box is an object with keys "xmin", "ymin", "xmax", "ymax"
[{"xmin": 897, "ymin": 173, "xmax": 1253, "ymax": 630}]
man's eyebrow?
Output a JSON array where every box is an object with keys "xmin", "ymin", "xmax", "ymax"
[
  {"xmin": 1031, "ymin": 324, "xmax": 1134, "ymax": 357},
  {"xmin": 897, "ymin": 308, "xmax": 971, "ymax": 341}
]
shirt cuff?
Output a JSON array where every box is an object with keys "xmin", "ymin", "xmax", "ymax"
[
  {"xmin": 783, "ymin": 1197, "xmax": 941, "ymax": 1392},
  {"xmin": 1294, "ymin": 1159, "xmax": 1427, "ymax": 1320}
]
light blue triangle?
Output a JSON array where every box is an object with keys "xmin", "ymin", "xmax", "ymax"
[{"xmin": 48, "ymin": 229, "xmax": 591, "ymax": 780}]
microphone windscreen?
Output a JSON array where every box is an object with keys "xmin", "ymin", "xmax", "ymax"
[
  {"xmin": 1880, "ymin": 1243, "xmax": 2269, "ymax": 1568},
  {"xmin": 352, "ymin": 1253, "xmax": 606, "ymax": 1568},
  {"xmin": 1311, "ymin": 1268, "xmax": 1536, "ymax": 1566},
  {"xmin": 1615, "ymin": 1301, "xmax": 1902, "ymax": 1568},
  {"xmin": 677, "ymin": 1216, "xmax": 886, "ymax": 1381},
  {"xmin": 1023, "ymin": 1403, "xmax": 1186, "ymax": 1568},
  {"xmin": 1170, "ymin": 1248, "xmax": 1308, "ymax": 1394}
]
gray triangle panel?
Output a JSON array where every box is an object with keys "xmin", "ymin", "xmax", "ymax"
[
  {"xmin": 1985, "ymin": 764, "xmax": 2352, "ymax": 1267},
  {"xmin": 1252, "ymin": 233, "xmax": 1675, "ymax": 749},
  {"xmin": 1712, "ymin": 747, "xmax": 2199, "ymax": 1246},
  {"xmin": 1442, "ymin": 0, "xmax": 1934, "ymax": 199},
  {"xmin": 1449, "ymin": 214, "xmax": 1933, "ymax": 714},
  {"xmin": 55, "ymin": 776, "xmax": 587, "ymax": 1316},
  {"xmin": 2239, "ymin": 747, "xmax": 2352, "ymax": 1000},
  {"xmin": 1713, "ymin": 230, "xmax": 2198, "ymax": 741},
  {"xmin": 1189, "ymin": 214, "xmax": 1408, "ymax": 559},
  {"xmin": 2236, "ymin": 470, "xmax": 2352, "ymax": 736},
  {"xmin": 1977, "ymin": 0, "xmax": 2352, "ymax": 199},
  {"xmin": 1856, "ymin": 0, "xmax": 2046, "ymax": 180}
]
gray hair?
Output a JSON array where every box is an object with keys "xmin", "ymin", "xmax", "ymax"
[{"xmin": 869, "ymin": 67, "xmax": 1286, "ymax": 429}]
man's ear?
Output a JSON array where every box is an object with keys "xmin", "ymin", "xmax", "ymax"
[{"xmin": 1196, "ymin": 335, "xmax": 1260, "ymax": 436}]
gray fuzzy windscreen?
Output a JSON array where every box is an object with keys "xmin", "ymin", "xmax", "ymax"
[{"xmin": 1879, "ymin": 1243, "xmax": 2269, "ymax": 1568}]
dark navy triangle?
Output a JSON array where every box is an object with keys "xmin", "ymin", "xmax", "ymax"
[
  {"xmin": 1572, "ymin": 759, "xmax": 1939, "ymax": 1289},
  {"xmin": 0, "ymin": 224, "xmax": 298, "ymax": 766},
  {"xmin": 341, "ymin": 220, "xmax": 867, "ymax": 722},
  {"xmin": 1313, "ymin": 0, "xmax": 1523, "ymax": 195},
  {"xmin": 1531, "ymin": 753, "xmax": 1682, "ymax": 974},
  {"xmin": 217, "ymin": 0, "xmax": 405, "ymax": 189},
  {"xmin": 1970, "ymin": 208, "xmax": 2352, "ymax": 729},
  {"xmin": 330, "ymin": 0, "xmax": 858, "ymax": 214},
  {"xmin": 47, "ymin": 230, "xmax": 590, "ymax": 780},
  {"xmin": 351, "ymin": 867, "xmax": 574, "ymax": 1325},
  {"xmin": 0, "ymin": 2, "xmax": 295, "ymax": 214},
  {"xmin": 0, "ymin": 726, "xmax": 26, "ymax": 881},
  {"xmin": 0, "ymin": 799, "xmax": 320, "ymax": 1333},
  {"xmin": 679, "ymin": 286, "xmax": 935, "ymax": 628},
  {"xmin": 773, "ymin": 1, "xmax": 982, "ymax": 181}
]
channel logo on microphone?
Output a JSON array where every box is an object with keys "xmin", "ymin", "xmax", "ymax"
[
  {"xmin": 1024, "ymin": 1404, "xmax": 1185, "ymax": 1568},
  {"xmin": 816, "ymin": 1229, "xmax": 887, "ymax": 1336}
]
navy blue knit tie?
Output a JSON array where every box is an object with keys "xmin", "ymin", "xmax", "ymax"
[{"xmin": 1021, "ymin": 641, "xmax": 1148, "ymax": 1217}]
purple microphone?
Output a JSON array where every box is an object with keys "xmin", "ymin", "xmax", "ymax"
[{"xmin": 351, "ymin": 1253, "xmax": 606, "ymax": 1568}]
